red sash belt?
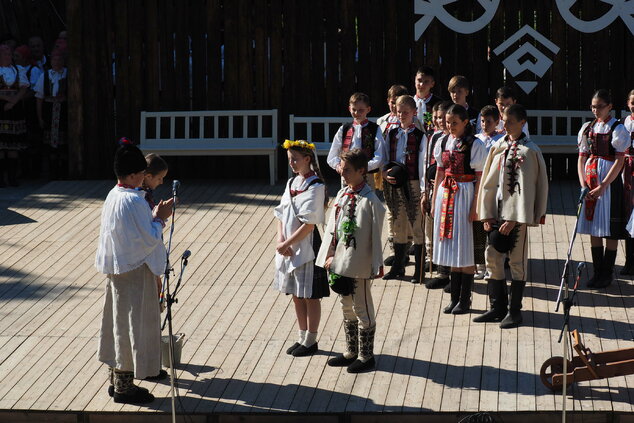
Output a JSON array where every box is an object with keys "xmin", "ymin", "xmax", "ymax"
[
  {"xmin": 439, "ymin": 173, "xmax": 476, "ymax": 239},
  {"xmin": 584, "ymin": 157, "xmax": 600, "ymax": 221}
]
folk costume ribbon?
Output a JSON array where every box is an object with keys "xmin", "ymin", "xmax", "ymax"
[
  {"xmin": 439, "ymin": 173, "xmax": 475, "ymax": 239},
  {"xmin": 584, "ymin": 157, "xmax": 600, "ymax": 221}
]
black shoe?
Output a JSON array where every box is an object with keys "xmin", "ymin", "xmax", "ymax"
[
  {"xmin": 594, "ymin": 249, "xmax": 617, "ymax": 289},
  {"xmin": 347, "ymin": 357, "xmax": 376, "ymax": 373},
  {"xmin": 587, "ymin": 246, "xmax": 604, "ymax": 287},
  {"xmin": 286, "ymin": 342, "xmax": 301, "ymax": 355},
  {"xmin": 443, "ymin": 272, "xmax": 461, "ymax": 314},
  {"xmin": 113, "ymin": 387, "xmax": 155, "ymax": 404},
  {"xmin": 451, "ymin": 273, "xmax": 472, "ymax": 314},
  {"xmin": 411, "ymin": 244, "xmax": 424, "ymax": 284},
  {"xmin": 473, "ymin": 279, "xmax": 508, "ymax": 323},
  {"xmin": 144, "ymin": 369, "xmax": 168, "ymax": 381},
  {"xmin": 327, "ymin": 353, "xmax": 357, "ymax": 367},
  {"xmin": 500, "ymin": 280, "xmax": 526, "ymax": 329},
  {"xmin": 425, "ymin": 275, "xmax": 449, "ymax": 289},
  {"xmin": 384, "ymin": 255, "xmax": 395, "ymax": 266},
  {"xmin": 108, "ymin": 385, "xmax": 149, "ymax": 397},
  {"xmin": 292, "ymin": 342, "xmax": 318, "ymax": 357},
  {"xmin": 383, "ymin": 243, "xmax": 407, "ymax": 280}
]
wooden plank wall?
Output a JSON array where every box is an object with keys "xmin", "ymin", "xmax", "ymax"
[{"xmin": 8, "ymin": 0, "xmax": 633, "ymax": 178}]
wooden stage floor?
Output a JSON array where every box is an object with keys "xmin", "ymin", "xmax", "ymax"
[{"xmin": 1, "ymin": 179, "xmax": 634, "ymax": 422}]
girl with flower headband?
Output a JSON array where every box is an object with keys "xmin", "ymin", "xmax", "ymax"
[{"xmin": 274, "ymin": 139, "xmax": 329, "ymax": 357}]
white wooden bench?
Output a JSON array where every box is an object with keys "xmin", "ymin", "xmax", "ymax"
[
  {"xmin": 140, "ymin": 109, "xmax": 278, "ymax": 185},
  {"xmin": 289, "ymin": 111, "xmax": 624, "ymax": 156}
]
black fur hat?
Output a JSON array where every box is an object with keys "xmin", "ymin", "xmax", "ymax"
[{"xmin": 114, "ymin": 137, "xmax": 147, "ymax": 177}]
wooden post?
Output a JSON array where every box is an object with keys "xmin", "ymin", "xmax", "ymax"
[{"xmin": 66, "ymin": 0, "xmax": 84, "ymax": 177}]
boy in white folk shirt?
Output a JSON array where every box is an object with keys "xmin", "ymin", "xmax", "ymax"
[{"xmin": 317, "ymin": 149, "xmax": 385, "ymax": 373}]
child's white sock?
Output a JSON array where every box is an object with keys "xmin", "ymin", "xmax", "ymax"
[
  {"xmin": 302, "ymin": 331, "xmax": 318, "ymax": 347},
  {"xmin": 298, "ymin": 330, "xmax": 307, "ymax": 345}
]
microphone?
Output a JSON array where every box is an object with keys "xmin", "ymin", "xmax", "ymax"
[
  {"xmin": 182, "ymin": 250, "xmax": 191, "ymax": 260},
  {"xmin": 578, "ymin": 187, "xmax": 589, "ymax": 204},
  {"xmin": 172, "ymin": 180, "xmax": 181, "ymax": 195}
]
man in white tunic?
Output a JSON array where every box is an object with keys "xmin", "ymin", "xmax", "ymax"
[{"xmin": 95, "ymin": 140, "xmax": 172, "ymax": 404}]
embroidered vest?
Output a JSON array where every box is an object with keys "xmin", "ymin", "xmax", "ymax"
[
  {"xmin": 425, "ymin": 132, "xmax": 444, "ymax": 182},
  {"xmin": 583, "ymin": 119, "xmax": 620, "ymax": 158},
  {"xmin": 388, "ymin": 126, "xmax": 424, "ymax": 180},
  {"xmin": 341, "ymin": 121, "xmax": 379, "ymax": 163},
  {"xmin": 440, "ymin": 134, "xmax": 476, "ymax": 176}
]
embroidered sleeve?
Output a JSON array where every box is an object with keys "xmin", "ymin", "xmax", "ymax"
[
  {"xmin": 470, "ymin": 138, "xmax": 487, "ymax": 172},
  {"xmin": 611, "ymin": 124, "xmax": 631, "ymax": 153},
  {"xmin": 327, "ymin": 125, "xmax": 344, "ymax": 170},
  {"xmin": 577, "ymin": 122, "xmax": 591, "ymax": 153}
]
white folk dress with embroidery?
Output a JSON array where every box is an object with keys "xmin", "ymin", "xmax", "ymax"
[
  {"xmin": 577, "ymin": 118, "xmax": 630, "ymax": 237},
  {"xmin": 34, "ymin": 68, "xmax": 67, "ymax": 98},
  {"xmin": 0, "ymin": 66, "xmax": 29, "ymax": 88},
  {"xmin": 95, "ymin": 186, "xmax": 166, "ymax": 379},
  {"xmin": 274, "ymin": 174, "xmax": 325, "ymax": 298},
  {"xmin": 432, "ymin": 135, "xmax": 487, "ymax": 267}
]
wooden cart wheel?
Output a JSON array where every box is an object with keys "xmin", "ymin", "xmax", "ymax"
[{"xmin": 540, "ymin": 356, "xmax": 573, "ymax": 391}]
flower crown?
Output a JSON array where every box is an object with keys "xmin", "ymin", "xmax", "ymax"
[{"xmin": 283, "ymin": 139, "xmax": 315, "ymax": 151}]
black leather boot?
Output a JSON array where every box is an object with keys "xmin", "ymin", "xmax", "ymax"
[
  {"xmin": 451, "ymin": 273, "xmax": 472, "ymax": 314},
  {"xmin": 621, "ymin": 238, "xmax": 634, "ymax": 275},
  {"xmin": 500, "ymin": 280, "xmax": 526, "ymax": 329},
  {"xmin": 426, "ymin": 265, "xmax": 450, "ymax": 289},
  {"xmin": 443, "ymin": 272, "xmax": 461, "ymax": 313},
  {"xmin": 594, "ymin": 248, "xmax": 617, "ymax": 289},
  {"xmin": 383, "ymin": 243, "xmax": 407, "ymax": 279},
  {"xmin": 411, "ymin": 244, "xmax": 424, "ymax": 284},
  {"xmin": 587, "ymin": 246, "xmax": 604, "ymax": 287},
  {"xmin": 473, "ymin": 279, "xmax": 508, "ymax": 322}
]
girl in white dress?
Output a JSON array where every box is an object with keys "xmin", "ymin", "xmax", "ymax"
[
  {"xmin": 274, "ymin": 139, "xmax": 329, "ymax": 357},
  {"xmin": 431, "ymin": 104, "xmax": 487, "ymax": 314},
  {"xmin": 578, "ymin": 89, "xmax": 630, "ymax": 289}
]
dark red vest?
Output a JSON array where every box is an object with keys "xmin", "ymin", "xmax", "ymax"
[
  {"xmin": 388, "ymin": 126, "xmax": 424, "ymax": 180},
  {"xmin": 341, "ymin": 121, "xmax": 379, "ymax": 163},
  {"xmin": 584, "ymin": 119, "xmax": 620, "ymax": 158},
  {"xmin": 440, "ymin": 134, "xmax": 476, "ymax": 176}
]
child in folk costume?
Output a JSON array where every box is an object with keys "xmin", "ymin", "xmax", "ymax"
[
  {"xmin": 316, "ymin": 149, "xmax": 385, "ymax": 373},
  {"xmin": 327, "ymin": 92, "xmax": 385, "ymax": 189},
  {"xmin": 414, "ymin": 66, "xmax": 443, "ymax": 129},
  {"xmin": 0, "ymin": 44, "xmax": 29, "ymax": 187},
  {"xmin": 620, "ymin": 89, "xmax": 634, "ymax": 275},
  {"xmin": 475, "ymin": 104, "xmax": 549, "ymax": 328},
  {"xmin": 431, "ymin": 104, "xmax": 487, "ymax": 314},
  {"xmin": 274, "ymin": 140, "xmax": 329, "ymax": 357},
  {"xmin": 424, "ymin": 100, "xmax": 454, "ymax": 290},
  {"xmin": 476, "ymin": 86, "xmax": 530, "ymax": 137},
  {"xmin": 377, "ymin": 84, "xmax": 420, "ymax": 269},
  {"xmin": 35, "ymin": 48, "xmax": 67, "ymax": 179},
  {"xmin": 96, "ymin": 139, "xmax": 173, "ymax": 404},
  {"xmin": 472, "ymin": 105, "xmax": 505, "ymax": 280},
  {"xmin": 382, "ymin": 95, "xmax": 428, "ymax": 284},
  {"xmin": 578, "ymin": 89, "xmax": 630, "ymax": 289},
  {"xmin": 447, "ymin": 75, "xmax": 479, "ymax": 126}
]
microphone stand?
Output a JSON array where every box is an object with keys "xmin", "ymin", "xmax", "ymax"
[
  {"xmin": 162, "ymin": 180, "xmax": 180, "ymax": 423},
  {"xmin": 554, "ymin": 186, "xmax": 588, "ymax": 423}
]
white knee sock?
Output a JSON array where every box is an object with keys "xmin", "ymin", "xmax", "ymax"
[{"xmin": 302, "ymin": 331, "xmax": 318, "ymax": 347}]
